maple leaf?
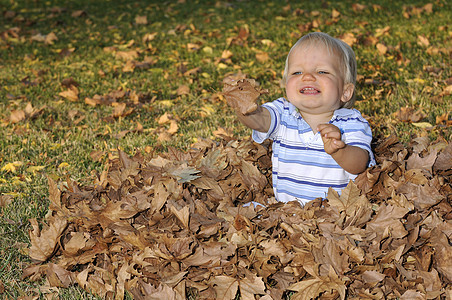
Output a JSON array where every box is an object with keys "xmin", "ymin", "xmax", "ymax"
[
  {"xmin": 327, "ymin": 181, "xmax": 369, "ymax": 217},
  {"xmin": 288, "ymin": 266, "xmax": 346, "ymax": 300},
  {"xmin": 222, "ymin": 78, "xmax": 268, "ymax": 115},
  {"xmin": 29, "ymin": 216, "xmax": 68, "ymax": 262},
  {"xmin": 210, "ymin": 275, "xmax": 239, "ymax": 299},
  {"xmin": 46, "ymin": 263, "xmax": 74, "ymax": 288},
  {"xmin": 406, "ymin": 149, "xmax": 437, "ymax": 173}
]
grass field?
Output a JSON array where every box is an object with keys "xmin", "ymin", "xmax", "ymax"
[{"xmin": 0, "ymin": 0, "xmax": 450, "ymax": 298}]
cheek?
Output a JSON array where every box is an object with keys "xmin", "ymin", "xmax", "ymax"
[{"xmin": 285, "ymin": 79, "xmax": 297, "ymax": 91}]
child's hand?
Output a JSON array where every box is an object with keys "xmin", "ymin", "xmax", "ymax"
[{"xmin": 317, "ymin": 124, "xmax": 345, "ymax": 155}]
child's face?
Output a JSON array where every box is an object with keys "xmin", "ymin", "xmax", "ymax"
[{"xmin": 285, "ymin": 43, "xmax": 354, "ymax": 117}]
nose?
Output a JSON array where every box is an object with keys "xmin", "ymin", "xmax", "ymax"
[{"xmin": 301, "ymin": 72, "xmax": 315, "ymax": 81}]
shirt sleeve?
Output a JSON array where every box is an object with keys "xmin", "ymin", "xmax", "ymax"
[
  {"xmin": 342, "ymin": 110, "xmax": 376, "ymax": 167},
  {"xmin": 252, "ymin": 101, "xmax": 281, "ymax": 144}
]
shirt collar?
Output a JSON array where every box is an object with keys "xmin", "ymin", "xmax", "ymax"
[
  {"xmin": 284, "ymin": 98, "xmax": 354, "ymax": 119},
  {"xmin": 333, "ymin": 108, "xmax": 355, "ymax": 118}
]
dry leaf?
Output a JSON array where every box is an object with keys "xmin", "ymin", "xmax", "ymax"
[
  {"xmin": 59, "ymin": 86, "xmax": 79, "ymax": 102},
  {"xmin": 222, "ymin": 78, "xmax": 268, "ymax": 115},
  {"xmin": 10, "ymin": 109, "xmax": 26, "ymax": 123},
  {"xmin": 29, "ymin": 216, "xmax": 68, "ymax": 262},
  {"xmin": 135, "ymin": 15, "xmax": 148, "ymax": 25},
  {"xmin": 23, "ymin": 134, "xmax": 450, "ymax": 299}
]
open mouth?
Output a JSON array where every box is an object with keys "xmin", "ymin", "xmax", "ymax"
[{"xmin": 300, "ymin": 87, "xmax": 320, "ymax": 94}]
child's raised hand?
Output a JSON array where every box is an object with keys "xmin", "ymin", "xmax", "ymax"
[{"xmin": 317, "ymin": 124, "xmax": 346, "ymax": 155}]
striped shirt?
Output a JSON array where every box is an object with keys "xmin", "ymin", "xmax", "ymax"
[{"xmin": 253, "ymin": 97, "xmax": 375, "ymax": 205}]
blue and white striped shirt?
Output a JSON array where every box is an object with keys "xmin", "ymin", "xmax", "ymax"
[{"xmin": 253, "ymin": 98, "xmax": 375, "ymax": 205}]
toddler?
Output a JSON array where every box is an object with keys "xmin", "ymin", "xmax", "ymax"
[{"xmin": 230, "ymin": 32, "xmax": 375, "ymax": 205}]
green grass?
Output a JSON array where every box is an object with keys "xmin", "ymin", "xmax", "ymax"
[{"xmin": 0, "ymin": 0, "xmax": 450, "ymax": 298}]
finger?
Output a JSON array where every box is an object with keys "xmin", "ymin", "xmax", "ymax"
[
  {"xmin": 323, "ymin": 131, "xmax": 342, "ymax": 140},
  {"xmin": 333, "ymin": 139, "xmax": 346, "ymax": 149}
]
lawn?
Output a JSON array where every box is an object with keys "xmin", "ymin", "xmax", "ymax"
[{"xmin": 0, "ymin": 0, "xmax": 450, "ymax": 299}]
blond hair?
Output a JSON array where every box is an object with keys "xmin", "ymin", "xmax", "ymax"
[{"xmin": 282, "ymin": 32, "xmax": 357, "ymax": 108}]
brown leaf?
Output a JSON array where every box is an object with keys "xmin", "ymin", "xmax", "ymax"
[
  {"xmin": 170, "ymin": 204, "xmax": 190, "ymax": 228},
  {"xmin": 46, "ymin": 263, "xmax": 74, "ymax": 288},
  {"xmin": 331, "ymin": 9, "xmax": 341, "ymax": 18},
  {"xmin": 393, "ymin": 106, "xmax": 426, "ymax": 122},
  {"xmin": 288, "ymin": 266, "xmax": 346, "ymax": 300},
  {"xmin": 176, "ymin": 84, "xmax": 190, "ymax": 96},
  {"xmin": 433, "ymin": 142, "xmax": 452, "ymax": 171},
  {"xmin": 10, "ymin": 109, "xmax": 26, "ymax": 123},
  {"xmin": 327, "ymin": 181, "xmax": 370, "ymax": 218},
  {"xmin": 417, "ymin": 35, "xmax": 430, "ymax": 47},
  {"xmin": 376, "ymin": 43, "xmax": 388, "ymax": 55},
  {"xmin": 406, "ymin": 150, "xmax": 437, "ymax": 172},
  {"xmin": 71, "ymin": 10, "xmax": 86, "ymax": 17},
  {"xmin": 366, "ymin": 204, "xmax": 409, "ymax": 241},
  {"xmin": 397, "ymin": 181, "xmax": 444, "ymax": 210},
  {"xmin": 340, "ymin": 32, "xmax": 357, "ymax": 47},
  {"xmin": 361, "ymin": 270, "xmax": 385, "ymax": 284},
  {"xmin": 210, "ymin": 276, "xmax": 239, "ymax": 299},
  {"xmin": 29, "ymin": 216, "xmax": 68, "ymax": 262},
  {"xmin": 0, "ymin": 195, "xmax": 13, "ymax": 207},
  {"xmin": 239, "ymin": 273, "xmax": 266, "ymax": 300},
  {"xmin": 59, "ymin": 86, "xmax": 79, "ymax": 102},
  {"xmin": 135, "ymin": 15, "xmax": 148, "ymax": 25},
  {"xmin": 222, "ymin": 78, "xmax": 268, "ymax": 115},
  {"xmin": 255, "ymin": 52, "xmax": 269, "ymax": 63}
]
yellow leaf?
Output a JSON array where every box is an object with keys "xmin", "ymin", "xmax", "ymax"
[
  {"xmin": 157, "ymin": 100, "xmax": 173, "ymax": 107},
  {"xmin": 261, "ymin": 39, "xmax": 274, "ymax": 47},
  {"xmin": 217, "ymin": 63, "xmax": 228, "ymax": 70},
  {"xmin": 412, "ymin": 122, "xmax": 433, "ymax": 128},
  {"xmin": 26, "ymin": 166, "xmax": 46, "ymax": 174},
  {"xmin": 203, "ymin": 46, "xmax": 213, "ymax": 54},
  {"xmin": 201, "ymin": 104, "xmax": 215, "ymax": 116},
  {"xmin": 1, "ymin": 161, "xmax": 23, "ymax": 173},
  {"xmin": 58, "ymin": 162, "xmax": 70, "ymax": 169}
]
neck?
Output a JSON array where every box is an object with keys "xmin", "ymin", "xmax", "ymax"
[{"xmin": 299, "ymin": 111, "xmax": 334, "ymax": 132}]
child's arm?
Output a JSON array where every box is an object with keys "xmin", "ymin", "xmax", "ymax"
[
  {"xmin": 235, "ymin": 105, "xmax": 271, "ymax": 133},
  {"xmin": 223, "ymin": 78, "xmax": 271, "ymax": 133},
  {"xmin": 317, "ymin": 123, "xmax": 369, "ymax": 174}
]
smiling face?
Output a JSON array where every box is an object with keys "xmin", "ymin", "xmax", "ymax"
[{"xmin": 285, "ymin": 43, "xmax": 354, "ymax": 120}]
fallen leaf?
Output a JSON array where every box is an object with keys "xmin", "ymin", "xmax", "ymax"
[
  {"xmin": 29, "ymin": 216, "xmax": 68, "ymax": 262},
  {"xmin": 9, "ymin": 109, "xmax": 26, "ymax": 123},
  {"xmin": 0, "ymin": 195, "xmax": 13, "ymax": 207},
  {"xmin": 135, "ymin": 15, "xmax": 148, "ymax": 25},
  {"xmin": 59, "ymin": 86, "xmax": 79, "ymax": 102}
]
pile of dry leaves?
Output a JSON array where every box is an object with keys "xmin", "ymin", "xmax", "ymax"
[{"xmin": 23, "ymin": 134, "xmax": 451, "ymax": 299}]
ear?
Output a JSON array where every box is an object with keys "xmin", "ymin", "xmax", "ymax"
[{"xmin": 341, "ymin": 83, "xmax": 355, "ymax": 103}]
